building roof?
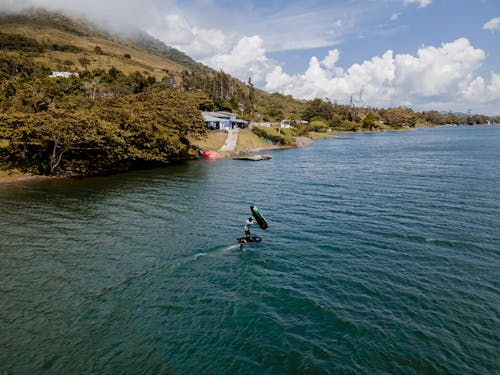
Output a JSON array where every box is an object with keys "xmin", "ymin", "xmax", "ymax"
[
  {"xmin": 202, "ymin": 113, "xmax": 224, "ymax": 122},
  {"xmin": 202, "ymin": 111, "xmax": 235, "ymax": 119},
  {"xmin": 201, "ymin": 111, "xmax": 247, "ymax": 124}
]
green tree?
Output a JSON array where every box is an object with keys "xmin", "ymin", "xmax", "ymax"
[
  {"xmin": 308, "ymin": 119, "xmax": 328, "ymax": 132},
  {"xmin": 302, "ymin": 98, "xmax": 330, "ymax": 122},
  {"xmin": 384, "ymin": 107, "xmax": 416, "ymax": 128},
  {"xmin": 362, "ymin": 112, "xmax": 381, "ymax": 130}
]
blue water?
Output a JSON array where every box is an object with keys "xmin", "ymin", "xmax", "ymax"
[{"xmin": 1, "ymin": 126, "xmax": 499, "ymax": 374}]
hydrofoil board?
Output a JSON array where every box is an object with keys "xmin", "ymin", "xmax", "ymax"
[{"xmin": 237, "ymin": 236, "xmax": 262, "ymax": 244}]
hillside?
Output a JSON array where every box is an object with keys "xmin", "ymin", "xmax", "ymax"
[
  {"xmin": 0, "ymin": 9, "xmax": 199, "ymax": 81},
  {"xmin": 0, "ymin": 9, "xmax": 226, "ymax": 177},
  {"xmin": 0, "ymin": 9, "xmax": 307, "ymax": 120}
]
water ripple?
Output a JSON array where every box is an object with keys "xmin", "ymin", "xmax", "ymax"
[{"xmin": 1, "ymin": 126, "xmax": 499, "ymax": 374}]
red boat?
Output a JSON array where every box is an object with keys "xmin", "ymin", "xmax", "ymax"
[{"xmin": 201, "ymin": 150, "xmax": 220, "ymax": 159}]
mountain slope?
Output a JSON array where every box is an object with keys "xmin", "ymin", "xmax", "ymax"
[
  {"xmin": 0, "ymin": 9, "xmax": 202, "ymax": 79},
  {"xmin": 0, "ymin": 8, "xmax": 310, "ymax": 123}
]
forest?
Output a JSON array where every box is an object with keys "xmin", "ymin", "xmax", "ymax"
[{"xmin": 0, "ymin": 51, "xmax": 208, "ymax": 176}]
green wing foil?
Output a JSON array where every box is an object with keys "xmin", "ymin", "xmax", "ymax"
[{"xmin": 250, "ymin": 205, "xmax": 268, "ymax": 230}]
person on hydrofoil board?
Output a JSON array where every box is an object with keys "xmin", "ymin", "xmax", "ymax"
[{"xmin": 244, "ymin": 217, "xmax": 255, "ymax": 241}]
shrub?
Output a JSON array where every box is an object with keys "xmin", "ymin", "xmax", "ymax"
[
  {"xmin": 337, "ymin": 121, "xmax": 359, "ymax": 131},
  {"xmin": 309, "ymin": 120, "xmax": 328, "ymax": 132},
  {"xmin": 251, "ymin": 126, "xmax": 293, "ymax": 145},
  {"xmin": 78, "ymin": 56, "xmax": 91, "ymax": 67},
  {"xmin": 0, "ymin": 32, "xmax": 44, "ymax": 52},
  {"xmin": 51, "ymin": 44, "xmax": 82, "ymax": 53}
]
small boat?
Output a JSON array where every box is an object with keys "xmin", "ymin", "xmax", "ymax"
[
  {"xmin": 200, "ymin": 150, "xmax": 220, "ymax": 159},
  {"xmin": 233, "ymin": 154, "xmax": 272, "ymax": 161}
]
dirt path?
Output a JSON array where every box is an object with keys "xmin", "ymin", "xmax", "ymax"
[{"xmin": 219, "ymin": 128, "xmax": 239, "ymax": 152}]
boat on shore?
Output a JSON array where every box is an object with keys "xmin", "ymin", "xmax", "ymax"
[
  {"xmin": 200, "ymin": 150, "xmax": 220, "ymax": 159},
  {"xmin": 232, "ymin": 154, "xmax": 272, "ymax": 161}
]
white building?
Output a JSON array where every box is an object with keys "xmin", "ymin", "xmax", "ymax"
[
  {"xmin": 49, "ymin": 72, "xmax": 79, "ymax": 78},
  {"xmin": 202, "ymin": 111, "xmax": 248, "ymax": 131}
]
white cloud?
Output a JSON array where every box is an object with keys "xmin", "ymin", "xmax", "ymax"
[
  {"xmin": 391, "ymin": 12, "xmax": 401, "ymax": 21},
  {"xmin": 0, "ymin": 0, "xmax": 165, "ymax": 23},
  {"xmin": 265, "ymin": 49, "xmax": 397, "ymax": 106},
  {"xmin": 265, "ymin": 66, "xmax": 296, "ymax": 93},
  {"xmin": 151, "ymin": 14, "xmax": 196, "ymax": 45},
  {"xmin": 321, "ymin": 49, "xmax": 340, "ymax": 70},
  {"xmin": 483, "ymin": 17, "xmax": 500, "ymax": 32},
  {"xmin": 256, "ymin": 38, "xmax": 498, "ymax": 113},
  {"xmin": 206, "ymin": 35, "xmax": 274, "ymax": 83},
  {"xmin": 393, "ymin": 38, "xmax": 485, "ymax": 97},
  {"xmin": 404, "ymin": 0, "xmax": 432, "ymax": 8},
  {"xmin": 0, "ymin": 0, "xmax": 180, "ymax": 35},
  {"xmin": 147, "ymin": 13, "xmax": 227, "ymax": 59},
  {"xmin": 462, "ymin": 73, "xmax": 500, "ymax": 102}
]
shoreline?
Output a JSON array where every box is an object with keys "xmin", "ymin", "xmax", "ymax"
[
  {"xmin": 0, "ymin": 174, "xmax": 61, "ymax": 185},
  {"xmin": 0, "ymin": 128, "xmax": 413, "ymax": 185},
  {"xmin": 230, "ymin": 136, "xmax": 313, "ymax": 155}
]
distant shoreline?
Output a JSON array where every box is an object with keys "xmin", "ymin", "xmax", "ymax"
[{"xmin": 0, "ymin": 129, "xmax": 407, "ymax": 185}]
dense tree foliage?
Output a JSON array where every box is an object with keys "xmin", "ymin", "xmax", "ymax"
[
  {"xmin": 298, "ymin": 98, "xmax": 496, "ymax": 132},
  {"xmin": 179, "ymin": 69, "xmax": 256, "ymax": 116},
  {"xmin": 0, "ymin": 52, "xmax": 207, "ymax": 176}
]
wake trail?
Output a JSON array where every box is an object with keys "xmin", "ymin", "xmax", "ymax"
[{"xmin": 96, "ymin": 243, "xmax": 240, "ymax": 299}]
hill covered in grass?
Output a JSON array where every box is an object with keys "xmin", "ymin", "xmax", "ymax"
[
  {"xmin": 0, "ymin": 9, "xmax": 200, "ymax": 79},
  {"xmin": 0, "ymin": 9, "xmax": 307, "ymax": 118}
]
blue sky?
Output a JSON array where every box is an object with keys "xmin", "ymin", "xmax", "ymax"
[
  {"xmin": 3, "ymin": 0, "xmax": 500, "ymax": 114},
  {"xmin": 266, "ymin": 1, "xmax": 499, "ymax": 77}
]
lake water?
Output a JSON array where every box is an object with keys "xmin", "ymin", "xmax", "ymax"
[{"xmin": 1, "ymin": 126, "xmax": 499, "ymax": 374}]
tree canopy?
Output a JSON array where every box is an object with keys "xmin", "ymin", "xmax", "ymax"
[{"xmin": 0, "ymin": 52, "xmax": 207, "ymax": 176}]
